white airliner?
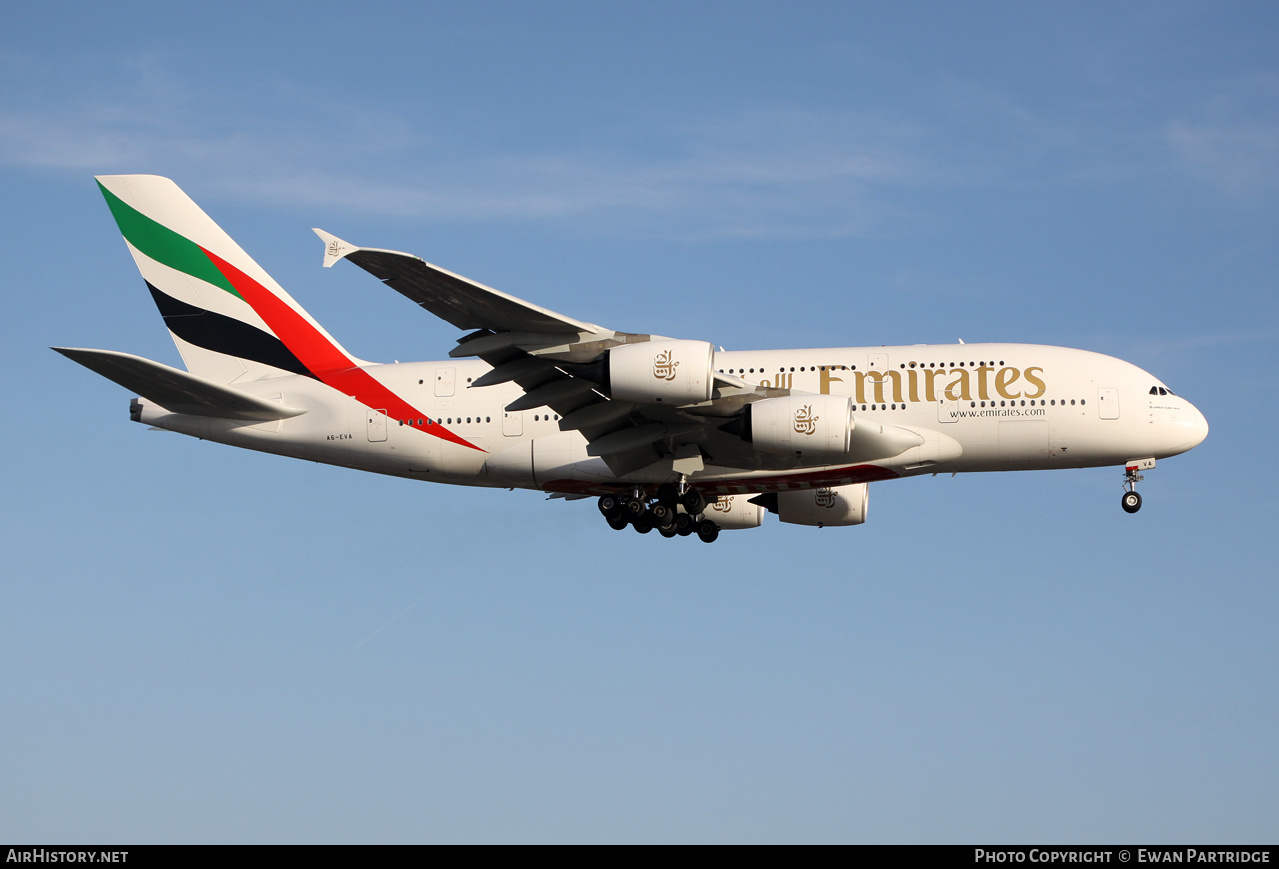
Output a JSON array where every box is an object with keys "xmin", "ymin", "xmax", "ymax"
[{"xmin": 58, "ymin": 175, "xmax": 1208, "ymax": 542}]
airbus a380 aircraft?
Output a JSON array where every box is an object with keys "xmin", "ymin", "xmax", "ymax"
[{"xmin": 58, "ymin": 175, "xmax": 1208, "ymax": 543}]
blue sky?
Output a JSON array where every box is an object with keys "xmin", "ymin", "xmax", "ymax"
[{"xmin": 1, "ymin": 1, "xmax": 1276, "ymax": 843}]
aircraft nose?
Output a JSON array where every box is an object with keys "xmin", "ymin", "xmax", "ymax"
[
  {"xmin": 1163, "ymin": 399, "xmax": 1209, "ymax": 455},
  {"xmin": 1149, "ymin": 397, "xmax": 1208, "ymax": 458},
  {"xmin": 1185, "ymin": 402, "xmax": 1209, "ymax": 449}
]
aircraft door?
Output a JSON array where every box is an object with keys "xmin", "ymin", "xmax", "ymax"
[
  {"xmin": 366, "ymin": 409, "xmax": 387, "ymax": 442},
  {"xmin": 503, "ymin": 410, "xmax": 523, "ymax": 437},
  {"xmin": 1097, "ymin": 387, "xmax": 1119, "ymax": 420},
  {"xmin": 435, "ymin": 368, "xmax": 456, "ymax": 397}
]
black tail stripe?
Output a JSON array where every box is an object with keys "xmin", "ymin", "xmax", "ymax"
[{"xmin": 147, "ymin": 282, "xmax": 316, "ymax": 379}]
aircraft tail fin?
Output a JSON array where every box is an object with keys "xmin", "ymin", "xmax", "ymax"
[{"xmin": 96, "ymin": 174, "xmax": 363, "ymax": 385}]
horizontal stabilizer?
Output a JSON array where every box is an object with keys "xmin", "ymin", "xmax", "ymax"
[{"xmin": 53, "ymin": 348, "xmax": 307, "ymax": 421}]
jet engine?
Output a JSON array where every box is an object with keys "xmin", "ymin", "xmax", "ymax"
[
  {"xmin": 744, "ymin": 394, "xmax": 855, "ymax": 459},
  {"xmin": 607, "ymin": 339, "xmax": 714, "ymax": 405},
  {"xmin": 702, "ymin": 493, "xmax": 765, "ymax": 530},
  {"xmin": 776, "ymin": 483, "xmax": 869, "ymax": 527}
]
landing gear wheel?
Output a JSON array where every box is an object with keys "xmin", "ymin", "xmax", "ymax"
[
  {"xmin": 655, "ymin": 483, "xmax": 680, "ymax": 509},
  {"xmin": 696, "ymin": 519, "xmax": 719, "ymax": 543},
  {"xmin": 606, "ymin": 514, "xmax": 630, "ymax": 530},
  {"xmin": 675, "ymin": 513, "xmax": 696, "ymax": 536},
  {"xmin": 598, "ymin": 495, "xmax": 621, "ymax": 517},
  {"xmin": 681, "ymin": 489, "xmax": 707, "ymax": 515},
  {"xmin": 658, "ymin": 523, "xmax": 679, "ymax": 538},
  {"xmin": 632, "ymin": 515, "xmax": 654, "ymax": 534},
  {"xmin": 623, "ymin": 498, "xmax": 646, "ymax": 520},
  {"xmin": 650, "ymin": 504, "xmax": 674, "ymax": 528},
  {"xmin": 1122, "ymin": 463, "xmax": 1146, "ymax": 514}
]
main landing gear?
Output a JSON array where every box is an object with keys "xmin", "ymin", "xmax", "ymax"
[
  {"xmin": 1121, "ymin": 462, "xmax": 1145, "ymax": 514},
  {"xmin": 598, "ymin": 487, "xmax": 720, "ymax": 543}
]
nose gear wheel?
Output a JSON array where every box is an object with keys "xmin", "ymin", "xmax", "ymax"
[{"xmin": 1121, "ymin": 464, "xmax": 1145, "ymax": 514}]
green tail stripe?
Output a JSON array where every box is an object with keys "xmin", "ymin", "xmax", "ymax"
[{"xmin": 97, "ymin": 181, "xmax": 243, "ymax": 301}]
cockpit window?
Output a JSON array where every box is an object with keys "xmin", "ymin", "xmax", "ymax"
[
  {"xmin": 1150, "ymin": 385, "xmax": 1175, "ymax": 396},
  {"xmin": 1150, "ymin": 386, "xmax": 1158, "ymax": 395}
]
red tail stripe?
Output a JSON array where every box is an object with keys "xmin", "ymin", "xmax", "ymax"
[{"xmin": 201, "ymin": 248, "xmax": 483, "ymax": 452}]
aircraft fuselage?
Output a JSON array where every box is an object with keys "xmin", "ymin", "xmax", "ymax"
[{"xmin": 133, "ymin": 342, "xmax": 1208, "ymax": 496}]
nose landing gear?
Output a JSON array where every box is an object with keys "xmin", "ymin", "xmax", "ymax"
[{"xmin": 1121, "ymin": 458, "xmax": 1155, "ymax": 514}]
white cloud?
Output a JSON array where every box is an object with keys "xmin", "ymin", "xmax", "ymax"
[
  {"xmin": 1169, "ymin": 120, "xmax": 1279, "ymax": 195},
  {"xmin": 0, "ymin": 55, "xmax": 940, "ymax": 238},
  {"xmin": 1167, "ymin": 74, "xmax": 1279, "ymax": 196},
  {"xmin": 0, "ymin": 103, "xmax": 919, "ymax": 235},
  {"xmin": 13, "ymin": 48, "xmax": 1274, "ymax": 239}
]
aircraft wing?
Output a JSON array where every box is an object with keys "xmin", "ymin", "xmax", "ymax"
[
  {"xmin": 314, "ymin": 230, "xmax": 600, "ymax": 336},
  {"xmin": 316, "ymin": 232, "xmax": 913, "ymax": 477}
]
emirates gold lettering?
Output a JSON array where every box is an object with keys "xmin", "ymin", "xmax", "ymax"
[
  {"xmin": 818, "ymin": 367, "xmax": 842, "ymax": 395},
  {"xmin": 944, "ymin": 368, "xmax": 971, "ymax": 401},
  {"xmin": 855, "ymin": 370, "xmax": 903, "ymax": 404},
  {"xmin": 793, "ymin": 405, "xmax": 820, "ymax": 435},
  {"xmin": 975, "ymin": 364, "xmax": 993, "ymax": 400},
  {"xmin": 995, "ymin": 367, "xmax": 1021, "ymax": 399},
  {"xmin": 923, "ymin": 368, "xmax": 947, "ymax": 402},
  {"xmin": 652, "ymin": 349, "xmax": 679, "ymax": 381},
  {"xmin": 802, "ymin": 362, "xmax": 1047, "ymax": 406},
  {"xmin": 814, "ymin": 487, "xmax": 836, "ymax": 508},
  {"xmin": 1022, "ymin": 367, "xmax": 1046, "ymax": 398}
]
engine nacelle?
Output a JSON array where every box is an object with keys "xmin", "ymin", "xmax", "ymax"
[
  {"xmin": 702, "ymin": 494, "xmax": 764, "ymax": 530},
  {"xmin": 608, "ymin": 339, "xmax": 714, "ymax": 405},
  {"xmin": 777, "ymin": 483, "xmax": 869, "ymax": 527},
  {"xmin": 747, "ymin": 394, "xmax": 855, "ymax": 458}
]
